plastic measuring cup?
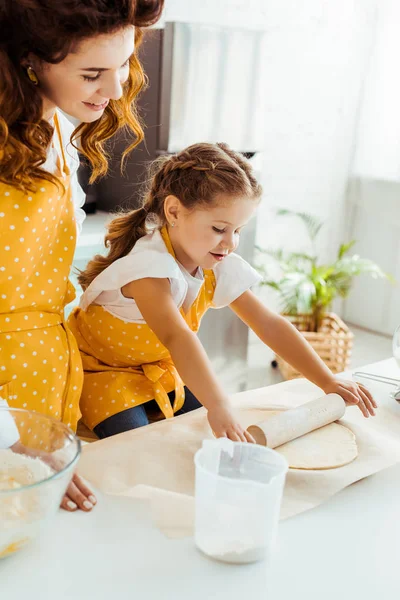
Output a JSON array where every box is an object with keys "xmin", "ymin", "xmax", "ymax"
[{"xmin": 194, "ymin": 438, "xmax": 288, "ymax": 564}]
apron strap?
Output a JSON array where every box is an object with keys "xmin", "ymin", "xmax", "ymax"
[
  {"xmin": 53, "ymin": 112, "xmax": 70, "ymax": 177},
  {"xmin": 160, "ymin": 225, "xmax": 176, "ymax": 258}
]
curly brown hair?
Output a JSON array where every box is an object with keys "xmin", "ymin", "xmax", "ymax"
[
  {"xmin": 0, "ymin": 0, "xmax": 164, "ymax": 190},
  {"xmin": 78, "ymin": 142, "xmax": 263, "ymax": 289}
]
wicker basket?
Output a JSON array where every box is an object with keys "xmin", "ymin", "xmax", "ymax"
[{"xmin": 275, "ymin": 312, "xmax": 354, "ymax": 380}]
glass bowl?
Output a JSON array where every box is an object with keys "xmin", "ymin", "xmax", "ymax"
[{"xmin": 0, "ymin": 407, "xmax": 80, "ymax": 559}]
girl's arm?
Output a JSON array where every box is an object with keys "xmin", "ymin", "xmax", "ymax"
[
  {"xmin": 123, "ymin": 277, "xmax": 254, "ymax": 442},
  {"xmin": 230, "ymin": 290, "xmax": 377, "ymax": 417}
]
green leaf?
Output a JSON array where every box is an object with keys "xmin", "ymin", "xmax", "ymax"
[
  {"xmin": 333, "ymin": 256, "xmax": 388, "ymax": 279},
  {"xmin": 271, "ymin": 273, "xmax": 315, "ymax": 314},
  {"xmin": 296, "ymin": 279, "xmax": 316, "ymax": 313},
  {"xmin": 276, "ymin": 209, "xmax": 323, "ymax": 242},
  {"xmin": 254, "ymin": 210, "xmax": 394, "ymax": 318},
  {"xmin": 262, "ymin": 280, "xmax": 281, "ymax": 291},
  {"xmin": 285, "ymin": 252, "xmax": 315, "ymax": 269},
  {"xmin": 255, "ymin": 247, "xmax": 286, "ymax": 262},
  {"xmin": 338, "ymin": 240, "xmax": 357, "ymax": 259},
  {"xmin": 256, "ymin": 247, "xmax": 315, "ymax": 275},
  {"xmin": 313, "ymin": 265, "xmax": 335, "ymax": 280}
]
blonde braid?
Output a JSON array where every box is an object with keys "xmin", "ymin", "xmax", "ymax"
[{"xmin": 161, "ymin": 154, "xmax": 217, "ymax": 174}]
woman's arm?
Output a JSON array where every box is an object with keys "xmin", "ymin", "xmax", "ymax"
[
  {"xmin": 123, "ymin": 277, "xmax": 254, "ymax": 442},
  {"xmin": 230, "ymin": 290, "xmax": 377, "ymax": 417}
]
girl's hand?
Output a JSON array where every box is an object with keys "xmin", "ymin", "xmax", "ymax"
[
  {"xmin": 207, "ymin": 404, "xmax": 256, "ymax": 443},
  {"xmin": 60, "ymin": 472, "xmax": 97, "ymax": 512},
  {"xmin": 321, "ymin": 378, "xmax": 377, "ymax": 417}
]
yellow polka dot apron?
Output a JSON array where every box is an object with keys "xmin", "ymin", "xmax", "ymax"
[
  {"xmin": 0, "ymin": 114, "xmax": 83, "ymax": 432},
  {"xmin": 68, "ymin": 226, "xmax": 216, "ymax": 430}
]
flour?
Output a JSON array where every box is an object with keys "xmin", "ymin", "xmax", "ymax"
[
  {"xmin": 197, "ymin": 535, "xmax": 268, "ymax": 564},
  {"xmin": 0, "ymin": 449, "xmax": 55, "ymax": 558},
  {"xmin": 195, "ymin": 503, "xmax": 269, "ymax": 564},
  {"xmin": 0, "ymin": 449, "xmax": 54, "ymax": 491}
]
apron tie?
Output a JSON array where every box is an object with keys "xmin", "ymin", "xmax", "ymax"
[{"xmin": 142, "ymin": 360, "xmax": 185, "ymax": 417}]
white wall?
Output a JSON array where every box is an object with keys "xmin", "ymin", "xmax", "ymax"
[
  {"xmin": 160, "ymin": 1, "xmax": 378, "ymax": 314},
  {"xmin": 344, "ymin": 178, "xmax": 400, "ymax": 335},
  {"xmin": 252, "ymin": 1, "xmax": 378, "ymax": 314},
  {"xmin": 351, "ymin": 0, "xmax": 400, "ymax": 183},
  {"xmin": 254, "ymin": 1, "xmax": 377, "ymax": 257},
  {"xmin": 161, "ymin": 0, "xmax": 269, "ymax": 30},
  {"xmin": 343, "ymin": 0, "xmax": 400, "ymax": 336}
]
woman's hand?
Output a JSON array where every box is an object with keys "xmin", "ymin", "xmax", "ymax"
[
  {"xmin": 61, "ymin": 472, "xmax": 97, "ymax": 512},
  {"xmin": 207, "ymin": 404, "xmax": 256, "ymax": 443},
  {"xmin": 321, "ymin": 378, "xmax": 377, "ymax": 417},
  {"xmin": 11, "ymin": 440, "xmax": 97, "ymax": 512}
]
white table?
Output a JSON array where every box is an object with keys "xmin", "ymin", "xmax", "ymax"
[{"xmin": 2, "ymin": 359, "xmax": 400, "ymax": 599}]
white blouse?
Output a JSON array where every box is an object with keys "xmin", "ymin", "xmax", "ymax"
[
  {"xmin": 80, "ymin": 228, "xmax": 262, "ymax": 322},
  {"xmin": 43, "ymin": 110, "xmax": 86, "ymax": 234}
]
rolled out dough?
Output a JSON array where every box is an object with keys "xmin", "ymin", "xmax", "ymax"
[
  {"xmin": 276, "ymin": 422, "xmax": 358, "ymax": 470},
  {"xmin": 241, "ymin": 408, "xmax": 358, "ymax": 470}
]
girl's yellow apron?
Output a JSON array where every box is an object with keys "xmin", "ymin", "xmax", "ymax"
[
  {"xmin": 68, "ymin": 227, "xmax": 216, "ymax": 430},
  {"xmin": 0, "ymin": 114, "xmax": 83, "ymax": 432}
]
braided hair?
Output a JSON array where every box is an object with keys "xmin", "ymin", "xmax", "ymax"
[{"xmin": 78, "ymin": 142, "xmax": 262, "ymax": 289}]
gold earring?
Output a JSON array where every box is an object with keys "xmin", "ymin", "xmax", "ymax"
[{"xmin": 26, "ymin": 66, "xmax": 39, "ymax": 86}]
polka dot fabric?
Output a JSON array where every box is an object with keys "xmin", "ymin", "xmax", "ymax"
[
  {"xmin": 68, "ymin": 227, "xmax": 216, "ymax": 430},
  {"xmin": 0, "ymin": 115, "xmax": 83, "ymax": 431}
]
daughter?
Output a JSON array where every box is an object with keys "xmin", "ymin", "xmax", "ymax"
[{"xmin": 68, "ymin": 143, "xmax": 376, "ymax": 440}]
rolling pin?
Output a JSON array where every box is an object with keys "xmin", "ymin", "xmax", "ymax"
[{"xmin": 247, "ymin": 393, "xmax": 346, "ymax": 448}]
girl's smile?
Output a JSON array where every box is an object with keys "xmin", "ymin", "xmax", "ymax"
[
  {"xmin": 209, "ymin": 251, "xmax": 228, "ymax": 262},
  {"xmin": 166, "ymin": 194, "xmax": 258, "ymax": 275}
]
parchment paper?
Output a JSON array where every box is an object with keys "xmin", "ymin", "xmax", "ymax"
[{"xmin": 78, "ymin": 379, "xmax": 400, "ymax": 538}]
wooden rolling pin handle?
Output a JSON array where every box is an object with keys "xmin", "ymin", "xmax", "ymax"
[{"xmin": 247, "ymin": 393, "xmax": 346, "ymax": 448}]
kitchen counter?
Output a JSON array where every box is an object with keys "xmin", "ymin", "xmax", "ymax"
[{"xmin": 1, "ymin": 359, "xmax": 399, "ymax": 599}]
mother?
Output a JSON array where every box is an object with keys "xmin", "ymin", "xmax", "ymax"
[{"xmin": 0, "ymin": 0, "xmax": 164, "ymax": 510}]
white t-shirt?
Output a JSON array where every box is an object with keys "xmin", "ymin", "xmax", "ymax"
[
  {"xmin": 43, "ymin": 110, "xmax": 86, "ymax": 235},
  {"xmin": 80, "ymin": 228, "xmax": 262, "ymax": 322}
]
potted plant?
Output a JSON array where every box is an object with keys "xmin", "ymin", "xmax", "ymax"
[{"xmin": 256, "ymin": 209, "xmax": 391, "ymax": 379}]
